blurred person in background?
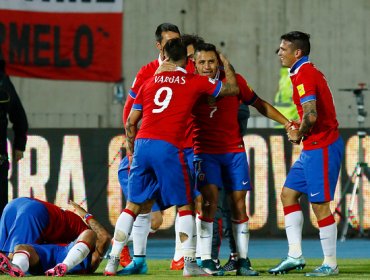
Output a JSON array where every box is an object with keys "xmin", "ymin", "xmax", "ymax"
[
  {"xmin": 0, "ymin": 60, "xmax": 28, "ymax": 217},
  {"xmin": 273, "ymin": 65, "xmax": 298, "ymax": 128}
]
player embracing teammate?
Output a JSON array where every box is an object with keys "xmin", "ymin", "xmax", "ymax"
[{"xmin": 105, "ymin": 37, "xmax": 241, "ymax": 277}]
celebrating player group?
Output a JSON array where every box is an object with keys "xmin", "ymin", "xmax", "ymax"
[{"xmin": 0, "ymin": 23, "xmax": 343, "ymax": 278}]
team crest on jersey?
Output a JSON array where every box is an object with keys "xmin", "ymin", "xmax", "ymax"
[
  {"xmin": 198, "ymin": 172, "xmax": 205, "ymax": 182},
  {"xmin": 297, "ymin": 84, "xmax": 305, "ymax": 96}
]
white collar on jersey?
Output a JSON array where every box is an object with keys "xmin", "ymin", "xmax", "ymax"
[
  {"xmin": 214, "ymin": 69, "xmax": 221, "ymax": 81},
  {"xmin": 207, "ymin": 68, "xmax": 221, "ymax": 83},
  {"xmin": 175, "ymin": 66, "xmax": 187, "ymax": 73},
  {"xmin": 158, "ymin": 54, "xmax": 164, "ymax": 65}
]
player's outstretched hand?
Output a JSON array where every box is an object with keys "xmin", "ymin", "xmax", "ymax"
[
  {"xmin": 284, "ymin": 120, "xmax": 300, "ymax": 131},
  {"xmin": 69, "ymin": 200, "xmax": 88, "ymax": 219},
  {"xmin": 285, "ymin": 120, "xmax": 302, "ymax": 145}
]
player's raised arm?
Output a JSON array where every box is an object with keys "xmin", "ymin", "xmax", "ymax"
[{"xmin": 218, "ymin": 53, "xmax": 240, "ymax": 96}]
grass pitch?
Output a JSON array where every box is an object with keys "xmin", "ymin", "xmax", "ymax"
[{"xmin": 1, "ymin": 259, "xmax": 369, "ymax": 279}]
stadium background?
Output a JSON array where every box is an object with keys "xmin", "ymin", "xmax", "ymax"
[
  {"xmin": 1, "ymin": 0, "xmax": 370, "ymax": 238},
  {"xmin": 6, "ymin": 128, "xmax": 370, "ymax": 237}
]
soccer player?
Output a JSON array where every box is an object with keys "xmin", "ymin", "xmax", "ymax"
[
  {"xmin": 117, "ymin": 155, "xmax": 167, "ymax": 275},
  {"xmin": 104, "ymin": 37, "xmax": 240, "ymax": 277},
  {"xmin": 118, "ymin": 22, "xmax": 183, "ymax": 274},
  {"xmin": 118, "ymin": 24, "xmax": 199, "ymax": 275},
  {"xmin": 170, "ymin": 33, "xmax": 205, "ymax": 271},
  {"xmin": 192, "ymin": 42, "xmax": 290, "ymax": 276},
  {"xmin": 208, "ymin": 95, "xmax": 252, "ymax": 273},
  {"xmin": 0, "ymin": 200, "xmax": 111, "ymax": 277},
  {"xmin": 212, "ymin": 103, "xmax": 251, "ymax": 273},
  {"xmin": 0, "ymin": 197, "xmax": 88, "ymax": 255},
  {"xmin": 122, "ymin": 23, "xmax": 183, "ymax": 124},
  {"xmin": 268, "ymin": 31, "xmax": 344, "ymax": 277}
]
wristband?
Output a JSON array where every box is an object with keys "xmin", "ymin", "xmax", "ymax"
[{"xmin": 84, "ymin": 213, "xmax": 94, "ymax": 223}]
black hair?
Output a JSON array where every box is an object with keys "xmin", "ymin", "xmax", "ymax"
[
  {"xmin": 280, "ymin": 31, "xmax": 311, "ymax": 56},
  {"xmin": 195, "ymin": 42, "xmax": 217, "ymax": 53},
  {"xmin": 163, "ymin": 38, "xmax": 187, "ymax": 62},
  {"xmin": 155, "ymin": 23, "xmax": 180, "ymax": 43},
  {"xmin": 193, "ymin": 42, "xmax": 221, "ymax": 62},
  {"xmin": 181, "ymin": 34, "xmax": 205, "ymax": 49}
]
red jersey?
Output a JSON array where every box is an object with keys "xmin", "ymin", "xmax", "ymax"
[
  {"xmin": 123, "ymin": 59, "xmax": 160, "ymax": 125},
  {"xmin": 192, "ymin": 71, "xmax": 257, "ymax": 154},
  {"xmin": 183, "ymin": 61, "xmax": 196, "ymax": 149},
  {"xmin": 37, "ymin": 199, "xmax": 88, "ymax": 244},
  {"xmin": 290, "ymin": 57, "xmax": 339, "ymax": 150},
  {"xmin": 133, "ymin": 68, "xmax": 222, "ymax": 148},
  {"xmin": 183, "ymin": 115, "xmax": 195, "ymax": 149},
  {"xmin": 123, "ymin": 57, "xmax": 195, "ymax": 126}
]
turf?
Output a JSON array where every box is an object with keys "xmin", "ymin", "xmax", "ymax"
[{"xmin": 1, "ymin": 259, "xmax": 369, "ymax": 279}]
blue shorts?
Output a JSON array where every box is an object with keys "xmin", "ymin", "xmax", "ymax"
[
  {"xmin": 194, "ymin": 152, "xmax": 252, "ymax": 192},
  {"xmin": 0, "ymin": 197, "xmax": 49, "ymax": 254},
  {"xmin": 118, "ymin": 156, "xmax": 163, "ymax": 211},
  {"xmin": 128, "ymin": 139, "xmax": 193, "ymax": 208},
  {"xmin": 31, "ymin": 242, "xmax": 91, "ymax": 275},
  {"xmin": 285, "ymin": 136, "xmax": 344, "ymax": 203},
  {"xmin": 183, "ymin": 147, "xmax": 200, "ymax": 199}
]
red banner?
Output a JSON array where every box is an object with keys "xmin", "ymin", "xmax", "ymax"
[{"xmin": 0, "ymin": 0, "xmax": 123, "ymax": 82}]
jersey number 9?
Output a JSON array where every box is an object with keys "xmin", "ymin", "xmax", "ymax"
[{"xmin": 152, "ymin": 87, "xmax": 173, "ymax": 113}]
